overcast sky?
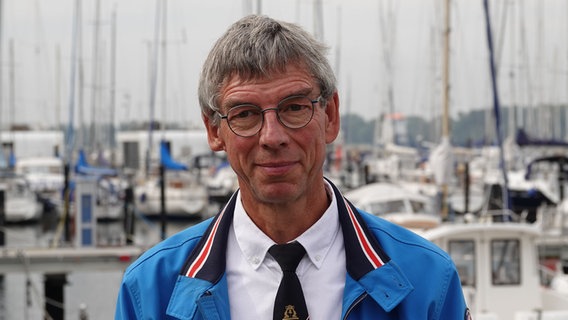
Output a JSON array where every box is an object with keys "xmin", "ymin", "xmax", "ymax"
[{"xmin": 1, "ymin": 0, "xmax": 567, "ymax": 134}]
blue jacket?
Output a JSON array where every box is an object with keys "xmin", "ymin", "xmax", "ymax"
[{"xmin": 116, "ymin": 182, "xmax": 467, "ymax": 319}]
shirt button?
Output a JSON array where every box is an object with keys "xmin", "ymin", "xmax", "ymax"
[
  {"xmin": 251, "ymin": 257, "xmax": 260, "ymax": 264},
  {"xmin": 315, "ymin": 255, "xmax": 322, "ymax": 261}
]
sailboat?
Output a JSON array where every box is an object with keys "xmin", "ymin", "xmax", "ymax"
[
  {"xmin": 14, "ymin": 156, "xmax": 65, "ymax": 205},
  {"xmin": 134, "ymin": 140, "xmax": 207, "ymax": 218},
  {"xmin": 0, "ymin": 147, "xmax": 42, "ymax": 224},
  {"xmin": 73, "ymin": 149, "xmax": 124, "ymax": 221},
  {"xmin": 0, "ymin": 171, "xmax": 43, "ymax": 223}
]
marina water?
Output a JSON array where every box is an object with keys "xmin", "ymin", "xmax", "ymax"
[{"xmin": 0, "ymin": 211, "xmax": 201, "ymax": 319}]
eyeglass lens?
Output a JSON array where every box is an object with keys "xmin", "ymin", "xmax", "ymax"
[{"xmin": 226, "ymin": 95, "xmax": 315, "ymax": 136}]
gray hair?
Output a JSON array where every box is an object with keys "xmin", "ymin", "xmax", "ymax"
[{"xmin": 198, "ymin": 14, "xmax": 337, "ymax": 124}]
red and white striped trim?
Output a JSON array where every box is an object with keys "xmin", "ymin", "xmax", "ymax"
[
  {"xmin": 185, "ymin": 207, "xmax": 227, "ymax": 278},
  {"xmin": 343, "ymin": 198, "xmax": 385, "ymax": 268}
]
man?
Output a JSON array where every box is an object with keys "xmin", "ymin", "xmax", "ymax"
[{"xmin": 115, "ymin": 14, "xmax": 468, "ymax": 319}]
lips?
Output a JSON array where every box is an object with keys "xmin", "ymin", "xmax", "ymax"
[{"xmin": 257, "ymin": 161, "xmax": 297, "ymax": 176}]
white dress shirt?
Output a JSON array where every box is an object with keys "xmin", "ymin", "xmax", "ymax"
[{"xmin": 227, "ymin": 181, "xmax": 346, "ymax": 319}]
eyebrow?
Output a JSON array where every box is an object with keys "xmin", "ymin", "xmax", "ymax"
[{"xmin": 222, "ymin": 87, "xmax": 315, "ymax": 110}]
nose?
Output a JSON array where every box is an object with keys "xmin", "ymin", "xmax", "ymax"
[{"xmin": 259, "ymin": 108, "xmax": 289, "ymax": 147}]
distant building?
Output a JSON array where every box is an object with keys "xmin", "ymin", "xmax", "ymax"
[
  {"xmin": 115, "ymin": 129, "xmax": 212, "ymax": 174},
  {"xmin": 0, "ymin": 130, "xmax": 64, "ymax": 163}
]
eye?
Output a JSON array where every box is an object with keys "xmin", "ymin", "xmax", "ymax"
[
  {"xmin": 228, "ymin": 105, "xmax": 260, "ymax": 120},
  {"xmin": 279, "ymin": 96, "xmax": 311, "ymax": 113},
  {"xmin": 286, "ymin": 104, "xmax": 308, "ymax": 112},
  {"xmin": 235, "ymin": 109, "xmax": 253, "ymax": 118}
]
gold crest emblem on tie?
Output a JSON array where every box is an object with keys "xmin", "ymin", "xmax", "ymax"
[{"xmin": 282, "ymin": 305, "xmax": 299, "ymax": 320}]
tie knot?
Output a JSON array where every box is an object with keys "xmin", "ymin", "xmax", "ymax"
[{"xmin": 269, "ymin": 242, "xmax": 306, "ymax": 272}]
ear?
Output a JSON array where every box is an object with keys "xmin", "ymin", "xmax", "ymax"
[
  {"xmin": 324, "ymin": 91, "xmax": 340, "ymax": 144},
  {"xmin": 203, "ymin": 114, "xmax": 225, "ymax": 152}
]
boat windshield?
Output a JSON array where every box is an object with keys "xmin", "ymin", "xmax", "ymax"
[{"xmin": 449, "ymin": 240, "xmax": 476, "ymax": 287}]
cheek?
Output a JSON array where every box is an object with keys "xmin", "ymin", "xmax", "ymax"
[{"xmin": 224, "ymin": 141, "xmax": 252, "ymax": 170}]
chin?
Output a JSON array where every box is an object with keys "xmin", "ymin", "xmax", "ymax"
[{"xmin": 255, "ymin": 183, "xmax": 302, "ymax": 203}]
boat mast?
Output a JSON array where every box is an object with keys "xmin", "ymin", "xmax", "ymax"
[
  {"xmin": 440, "ymin": 0, "xmax": 450, "ymax": 219},
  {"xmin": 146, "ymin": 0, "xmax": 161, "ymax": 178},
  {"xmin": 507, "ymin": 2, "xmax": 517, "ymax": 138},
  {"xmin": 160, "ymin": 0, "xmax": 167, "ymax": 136},
  {"xmin": 8, "ymin": 38, "xmax": 13, "ymax": 133},
  {"xmin": 60, "ymin": 0, "xmax": 82, "ymax": 244},
  {"xmin": 77, "ymin": 0, "xmax": 85, "ymax": 150},
  {"xmin": 377, "ymin": 0, "xmax": 398, "ymax": 146},
  {"xmin": 483, "ymin": 0, "xmax": 510, "ymax": 213},
  {"xmin": 56, "ymin": 45, "xmax": 62, "ymax": 132},
  {"xmin": 0, "ymin": 0, "xmax": 3, "ymax": 132},
  {"xmin": 313, "ymin": 0, "xmax": 324, "ymax": 42},
  {"xmin": 109, "ymin": 4, "xmax": 117, "ymax": 166},
  {"xmin": 89, "ymin": 0, "xmax": 101, "ymax": 153},
  {"xmin": 441, "ymin": 0, "xmax": 450, "ymax": 141}
]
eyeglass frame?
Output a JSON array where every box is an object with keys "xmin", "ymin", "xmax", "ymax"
[{"xmin": 216, "ymin": 94, "xmax": 323, "ymax": 137}]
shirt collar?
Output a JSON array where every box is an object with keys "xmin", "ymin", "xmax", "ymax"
[{"xmin": 233, "ymin": 180, "xmax": 340, "ymax": 270}]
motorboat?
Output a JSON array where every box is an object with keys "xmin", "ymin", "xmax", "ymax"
[
  {"xmin": 14, "ymin": 156, "xmax": 64, "ymax": 206},
  {"xmin": 421, "ymin": 218, "xmax": 568, "ymax": 319},
  {"xmin": 344, "ymin": 181, "xmax": 440, "ymax": 230},
  {"xmin": 134, "ymin": 170, "xmax": 208, "ymax": 218},
  {"xmin": 0, "ymin": 172, "xmax": 43, "ymax": 223}
]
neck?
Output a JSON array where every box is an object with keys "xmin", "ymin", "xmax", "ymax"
[{"xmin": 240, "ymin": 182, "xmax": 331, "ymax": 244}]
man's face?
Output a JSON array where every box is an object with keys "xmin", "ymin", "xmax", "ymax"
[{"xmin": 204, "ymin": 64, "xmax": 340, "ymax": 206}]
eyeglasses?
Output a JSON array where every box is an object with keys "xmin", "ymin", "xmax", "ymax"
[{"xmin": 217, "ymin": 95, "xmax": 322, "ymax": 137}]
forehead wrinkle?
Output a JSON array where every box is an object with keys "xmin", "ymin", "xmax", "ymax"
[
  {"xmin": 223, "ymin": 97, "xmax": 254, "ymax": 110},
  {"xmin": 222, "ymin": 86, "xmax": 316, "ymax": 110}
]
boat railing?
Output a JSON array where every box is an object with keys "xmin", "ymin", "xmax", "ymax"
[
  {"xmin": 477, "ymin": 208, "xmax": 522, "ymax": 223},
  {"xmin": 474, "ymin": 205, "xmax": 568, "ymax": 235},
  {"xmin": 538, "ymin": 205, "xmax": 568, "ymax": 237},
  {"xmin": 539, "ymin": 263, "xmax": 559, "ymax": 287}
]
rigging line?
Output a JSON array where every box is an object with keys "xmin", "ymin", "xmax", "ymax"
[
  {"xmin": 16, "ymin": 251, "xmax": 58, "ymax": 320},
  {"xmin": 452, "ymin": 0, "xmax": 488, "ymax": 137},
  {"xmin": 334, "ymin": 5, "xmax": 341, "ymax": 85},
  {"xmin": 429, "ymin": 0, "xmax": 443, "ymax": 141},
  {"xmin": 34, "ymin": 0, "xmax": 56, "ymax": 127},
  {"xmin": 146, "ymin": 0, "xmax": 161, "ymax": 178},
  {"xmin": 313, "ymin": 0, "xmax": 324, "ymax": 42},
  {"xmin": 160, "ymin": 0, "xmax": 167, "ymax": 136},
  {"xmin": 408, "ymin": 3, "xmax": 431, "ymax": 121},
  {"xmin": 517, "ymin": 0, "xmax": 533, "ymax": 132},
  {"xmin": 493, "ymin": 0, "xmax": 510, "ymax": 75},
  {"xmin": 483, "ymin": 0, "xmax": 510, "ymax": 212},
  {"xmin": 441, "ymin": 0, "xmax": 450, "ymax": 140},
  {"xmin": 77, "ymin": 0, "xmax": 85, "ymax": 148},
  {"xmin": 0, "ymin": 0, "xmax": 3, "ymax": 129},
  {"xmin": 173, "ymin": 28, "xmax": 189, "ymax": 124},
  {"xmin": 88, "ymin": 0, "xmax": 102, "ymax": 152},
  {"xmin": 65, "ymin": 0, "xmax": 81, "ymax": 163},
  {"xmin": 109, "ymin": 4, "xmax": 117, "ymax": 157},
  {"xmin": 377, "ymin": 0, "xmax": 399, "ymax": 143},
  {"xmin": 507, "ymin": 1, "xmax": 517, "ymax": 137}
]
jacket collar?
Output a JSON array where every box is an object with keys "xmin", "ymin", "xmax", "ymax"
[
  {"xmin": 180, "ymin": 192, "xmax": 237, "ymax": 283},
  {"xmin": 175, "ymin": 179, "xmax": 413, "ymax": 315}
]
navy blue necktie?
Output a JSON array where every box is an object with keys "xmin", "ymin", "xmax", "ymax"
[{"xmin": 269, "ymin": 242, "xmax": 309, "ymax": 320}]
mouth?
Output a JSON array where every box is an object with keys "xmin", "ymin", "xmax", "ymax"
[{"xmin": 257, "ymin": 161, "xmax": 297, "ymax": 176}]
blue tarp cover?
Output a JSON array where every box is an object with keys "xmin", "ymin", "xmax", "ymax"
[
  {"xmin": 75, "ymin": 149, "xmax": 118, "ymax": 176},
  {"xmin": 160, "ymin": 140, "xmax": 188, "ymax": 171}
]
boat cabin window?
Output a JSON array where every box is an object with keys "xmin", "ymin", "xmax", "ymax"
[
  {"xmin": 409, "ymin": 200, "xmax": 426, "ymax": 213},
  {"xmin": 491, "ymin": 239, "xmax": 521, "ymax": 285},
  {"xmin": 369, "ymin": 200, "xmax": 406, "ymax": 214},
  {"xmin": 449, "ymin": 240, "xmax": 475, "ymax": 287}
]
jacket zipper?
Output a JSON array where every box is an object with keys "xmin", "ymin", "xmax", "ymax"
[{"xmin": 343, "ymin": 293, "xmax": 368, "ymax": 320}]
